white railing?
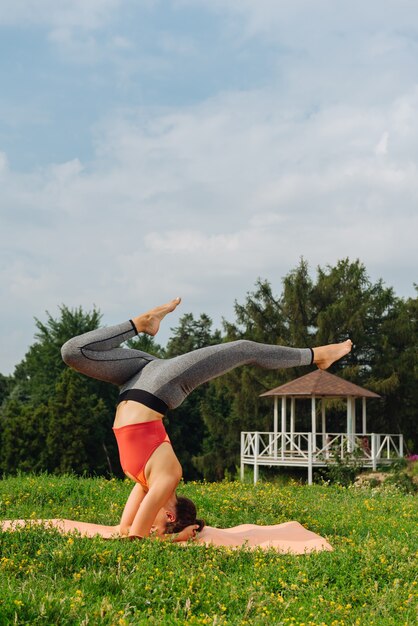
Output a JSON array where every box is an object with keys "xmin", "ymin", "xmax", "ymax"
[{"xmin": 241, "ymin": 432, "xmax": 404, "ymax": 484}]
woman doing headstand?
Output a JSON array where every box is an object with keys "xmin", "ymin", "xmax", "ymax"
[{"xmin": 61, "ymin": 298, "xmax": 352, "ymax": 541}]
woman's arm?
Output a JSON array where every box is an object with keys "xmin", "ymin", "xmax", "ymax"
[
  {"xmin": 119, "ymin": 483, "xmax": 146, "ymax": 535},
  {"xmin": 128, "ymin": 475, "xmax": 179, "ymax": 538},
  {"xmin": 161, "ymin": 524, "xmax": 200, "ymax": 542}
]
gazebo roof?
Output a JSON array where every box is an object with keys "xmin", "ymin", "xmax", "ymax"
[{"xmin": 260, "ymin": 369, "xmax": 380, "ymax": 399}]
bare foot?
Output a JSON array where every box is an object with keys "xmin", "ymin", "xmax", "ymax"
[
  {"xmin": 313, "ymin": 339, "xmax": 353, "ymax": 370},
  {"xmin": 133, "ymin": 297, "xmax": 181, "ymax": 336}
]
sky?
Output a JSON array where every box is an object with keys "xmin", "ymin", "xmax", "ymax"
[{"xmin": 1, "ymin": 0, "xmax": 417, "ymax": 374}]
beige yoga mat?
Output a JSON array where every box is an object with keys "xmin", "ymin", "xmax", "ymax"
[
  {"xmin": 1, "ymin": 519, "xmax": 332, "ymax": 553},
  {"xmin": 197, "ymin": 522, "xmax": 333, "ymax": 553}
]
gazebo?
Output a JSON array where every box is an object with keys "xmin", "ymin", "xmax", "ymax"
[{"xmin": 240, "ymin": 370, "xmax": 404, "ymax": 484}]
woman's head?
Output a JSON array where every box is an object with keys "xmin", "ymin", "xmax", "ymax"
[{"xmin": 165, "ymin": 496, "xmax": 205, "ymax": 535}]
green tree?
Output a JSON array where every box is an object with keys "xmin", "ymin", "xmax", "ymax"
[
  {"xmin": 1, "ymin": 263, "xmax": 416, "ymax": 482},
  {"xmin": 126, "ymin": 334, "xmax": 165, "ymax": 358},
  {"xmin": 312, "ymin": 258, "xmax": 395, "ymax": 362},
  {"xmin": 196, "ymin": 260, "xmax": 417, "ymax": 478},
  {"xmin": 196, "ymin": 280, "xmax": 293, "ymax": 479},
  {"xmin": 311, "ymin": 258, "xmax": 407, "ymax": 433},
  {"xmin": 0, "ymin": 306, "xmax": 121, "ymax": 477},
  {"xmin": 46, "ymin": 369, "xmax": 111, "ymax": 475},
  {"xmin": 12, "ymin": 306, "xmax": 102, "ymax": 404},
  {"xmin": 0, "ymin": 399, "xmax": 48, "ymax": 474},
  {"xmin": 281, "ymin": 258, "xmax": 314, "ymax": 347},
  {"xmin": 368, "ymin": 290, "xmax": 418, "ymax": 451},
  {"xmin": 223, "ymin": 279, "xmax": 285, "ymax": 343},
  {"xmin": 0, "ymin": 373, "xmax": 13, "ymax": 405}
]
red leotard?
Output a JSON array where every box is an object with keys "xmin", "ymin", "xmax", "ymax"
[{"xmin": 113, "ymin": 420, "xmax": 171, "ymax": 491}]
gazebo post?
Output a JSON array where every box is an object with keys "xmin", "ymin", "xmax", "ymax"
[
  {"xmin": 311, "ymin": 396, "xmax": 316, "ymax": 455},
  {"xmin": 321, "ymin": 399, "xmax": 326, "ymax": 449},
  {"xmin": 290, "ymin": 397, "xmax": 296, "ymax": 451},
  {"xmin": 371, "ymin": 433, "xmax": 377, "ymax": 471},
  {"xmin": 254, "ymin": 432, "xmax": 259, "ymax": 484},
  {"xmin": 240, "ymin": 432, "xmax": 244, "ymax": 481},
  {"xmin": 352, "ymin": 397, "xmax": 356, "ymax": 437},
  {"xmin": 362, "ymin": 397, "xmax": 367, "ymax": 434},
  {"xmin": 281, "ymin": 397, "xmax": 287, "ymax": 460},
  {"xmin": 307, "ymin": 432, "xmax": 313, "ymax": 485},
  {"xmin": 273, "ymin": 397, "xmax": 279, "ymax": 458},
  {"xmin": 346, "ymin": 396, "xmax": 351, "ymax": 452}
]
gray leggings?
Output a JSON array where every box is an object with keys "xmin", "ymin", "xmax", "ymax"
[{"xmin": 61, "ymin": 320, "xmax": 313, "ymax": 410}]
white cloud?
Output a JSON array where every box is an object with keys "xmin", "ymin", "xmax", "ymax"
[
  {"xmin": 157, "ymin": 32, "xmax": 197, "ymax": 56},
  {"xmin": 47, "ymin": 27, "xmax": 102, "ymax": 63},
  {"xmin": 0, "ymin": 0, "xmax": 152, "ymax": 66},
  {"xmin": 111, "ymin": 35, "xmax": 134, "ymax": 50},
  {"xmin": 0, "ymin": 0, "xmax": 123, "ymax": 30},
  {"xmin": 0, "ymin": 151, "xmax": 8, "ymax": 175},
  {"xmin": 178, "ymin": 1, "xmax": 418, "ymax": 38},
  {"xmin": 375, "ymin": 132, "xmax": 389, "ymax": 156},
  {"xmin": 2, "ymin": 87, "xmax": 417, "ymax": 364},
  {"xmin": 2, "ymin": 0, "xmax": 418, "ymax": 372}
]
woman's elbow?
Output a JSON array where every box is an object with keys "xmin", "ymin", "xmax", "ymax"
[
  {"xmin": 169, "ymin": 468, "xmax": 183, "ymax": 490},
  {"xmin": 118, "ymin": 524, "xmax": 129, "ymax": 537}
]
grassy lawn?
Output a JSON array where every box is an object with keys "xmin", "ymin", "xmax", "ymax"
[{"xmin": 0, "ymin": 474, "xmax": 417, "ymax": 625}]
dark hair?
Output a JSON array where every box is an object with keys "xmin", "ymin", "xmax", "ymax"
[{"xmin": 165, "ymin": 496, "xmax": 205, "ymax": 534}]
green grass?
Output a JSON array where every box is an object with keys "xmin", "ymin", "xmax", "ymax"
[{"xmin": 0, "ymin": 474, "xmax": 417, "ymax": 625}]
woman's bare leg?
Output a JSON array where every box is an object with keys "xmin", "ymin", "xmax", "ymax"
[
  {"xmin": 132, "ymin": 297, "xmax": 181, "ymax": 336},
  {"xmin": 61, "ymin": 299, "xmax": 181, "ymax": 386},
  {"xmin": 134, "ymin": 298, "xmax": 352, "ymax": 372},
  {"xmin": 313, "ymin": 339, "xmax": 353, "ymax": 370}
]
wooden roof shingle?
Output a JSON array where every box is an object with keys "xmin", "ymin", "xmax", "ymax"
[{"xmin": 260, "ymin": 369, "xmax": 380, "ymax": 398}]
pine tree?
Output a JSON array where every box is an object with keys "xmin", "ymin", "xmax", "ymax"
[
  {"xmin": 46, "ymin": 369, "xmax": 112, "ymax": 475},
  {"xmin": 196, "ymin": 279, "xmax": 290, "ymax": 479},
  {"xmin": 0, "ymin": 306, "xmax": 120, "ymax": 477}
]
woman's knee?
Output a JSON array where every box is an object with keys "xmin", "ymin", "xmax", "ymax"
[
  {"xmin": 61, "ymin": 339, "xmax": 82, "ymax": 368},
  {"xmin": 230, "ymin": 339, "xmax": 256, "ymax": 351}
]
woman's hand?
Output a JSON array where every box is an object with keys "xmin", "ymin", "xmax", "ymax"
[{"xmin": 173, "ymin": 524, "xmax": 200, "ymax": 542}]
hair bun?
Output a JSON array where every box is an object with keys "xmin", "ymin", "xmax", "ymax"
[{"xmin": 196, "ymin": 518, "xmax": 205, "ymax": 532}]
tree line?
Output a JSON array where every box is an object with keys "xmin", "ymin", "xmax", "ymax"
[{"xmin": 0, "ymin": 259, "xmax": 416, "ymax": 481}]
